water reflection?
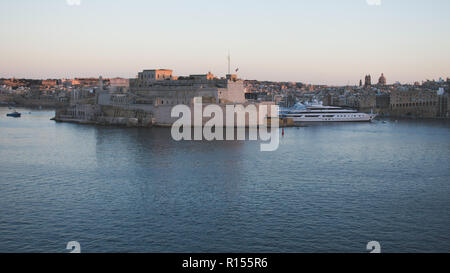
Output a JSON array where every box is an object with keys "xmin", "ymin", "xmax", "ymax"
[{"xmin": 0, "ymin": 107, "xmax": 449, "ymax": 253}]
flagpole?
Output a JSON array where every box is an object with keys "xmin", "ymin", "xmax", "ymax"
[{"xmin": 227, "ymin": 50, "xmax": 231, "ymax": 75}]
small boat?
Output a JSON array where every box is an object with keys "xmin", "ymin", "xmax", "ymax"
[{"xmin": 6, "ymin": 111, "xmax": 21, "ymax": 118}]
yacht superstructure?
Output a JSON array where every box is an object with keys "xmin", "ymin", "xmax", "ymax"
[{"xmin": 280, "ymin": 105, "xmax": 376, "ymax": 122}]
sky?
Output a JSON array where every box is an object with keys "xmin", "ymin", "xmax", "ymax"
[{"xmin": 0, "ymin": 0, "xmax": 450, "ymax": 85}]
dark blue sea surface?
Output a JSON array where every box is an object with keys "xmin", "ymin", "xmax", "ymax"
[{"xmin": 0, "ymin": 107, "xmax": 449, "ymax": 253}]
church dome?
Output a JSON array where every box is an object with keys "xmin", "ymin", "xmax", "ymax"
[{"xmin": 378, "ymin": 73, "xmax": 386, "ymax": 85}]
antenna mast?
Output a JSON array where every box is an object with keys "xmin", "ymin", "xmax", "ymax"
[{"xmin": 227, "ymin": 51, "xmax": 231, "ymax": 75}]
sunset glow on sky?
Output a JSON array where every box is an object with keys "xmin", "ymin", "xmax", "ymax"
[{"xmin": 1, "ymin": 0, "xmax": 449, "ymax": 85}]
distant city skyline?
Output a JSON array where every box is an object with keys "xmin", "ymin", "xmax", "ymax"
[{"xmin": 1, "ymin": 0, "xmax": 450, "ymax": 85}]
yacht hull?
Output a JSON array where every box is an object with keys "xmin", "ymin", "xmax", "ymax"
[
  {"xmin": 280, "ymin": 105, "xmax": 376, "ymax": 123},
  {"xmin": 291, "ymin": 114, "xmax": 376, "ymax": 123}
]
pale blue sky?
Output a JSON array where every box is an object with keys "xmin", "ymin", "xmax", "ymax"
[{"xmin": 1, "ymin": 0, "xmax": 449, "ymax": 85}]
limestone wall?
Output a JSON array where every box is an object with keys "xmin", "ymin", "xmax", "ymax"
[{"xmin": 218, "ymin": 80, "xmax": 246, "ymax": 104}]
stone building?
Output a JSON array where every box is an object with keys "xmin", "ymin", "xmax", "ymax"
[
  {"xmin": 364, "ymin": 75, "xmax": 372, "ymax": 87},
  {"xmin": 389, "ymin": 89, "xmax": 445, "ymax": 118},
  {"xmin": 128, "ymin": 70, "xmax": 246, "ymax": 107},
  {"xmin": 137, "ymin": 69, "xmax": 173, "ymax": 85},
  {"xmin": 109, "ymin": 78, "xmax": 130, "ymax": 93},
  {"xmin": 96, "ymin": 69, "xmax": 248, "ymax": 125},
  {"xmin": 358, "ymin": 91, "xmax": 376, "ymax": 112},
  {"xmin": 437, "ymin": 91, "xmax": 448, "ymax": 118},
  {"xmin": 378, "ymin": 73, "xmax": 386, "ymax": 85},
  {"xmin": 376, "ymin": 93, "xmax": 390, "ymax": 109}
]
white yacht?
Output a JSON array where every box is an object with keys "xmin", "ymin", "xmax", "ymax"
[{"xmin": 280, "ymin": 104, "xmax": 376, "ymax": 122}]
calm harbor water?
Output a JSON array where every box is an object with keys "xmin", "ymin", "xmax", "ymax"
[{"xmin": 0, "ymin": 107, "xmax": 449, "ymax": 253}]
